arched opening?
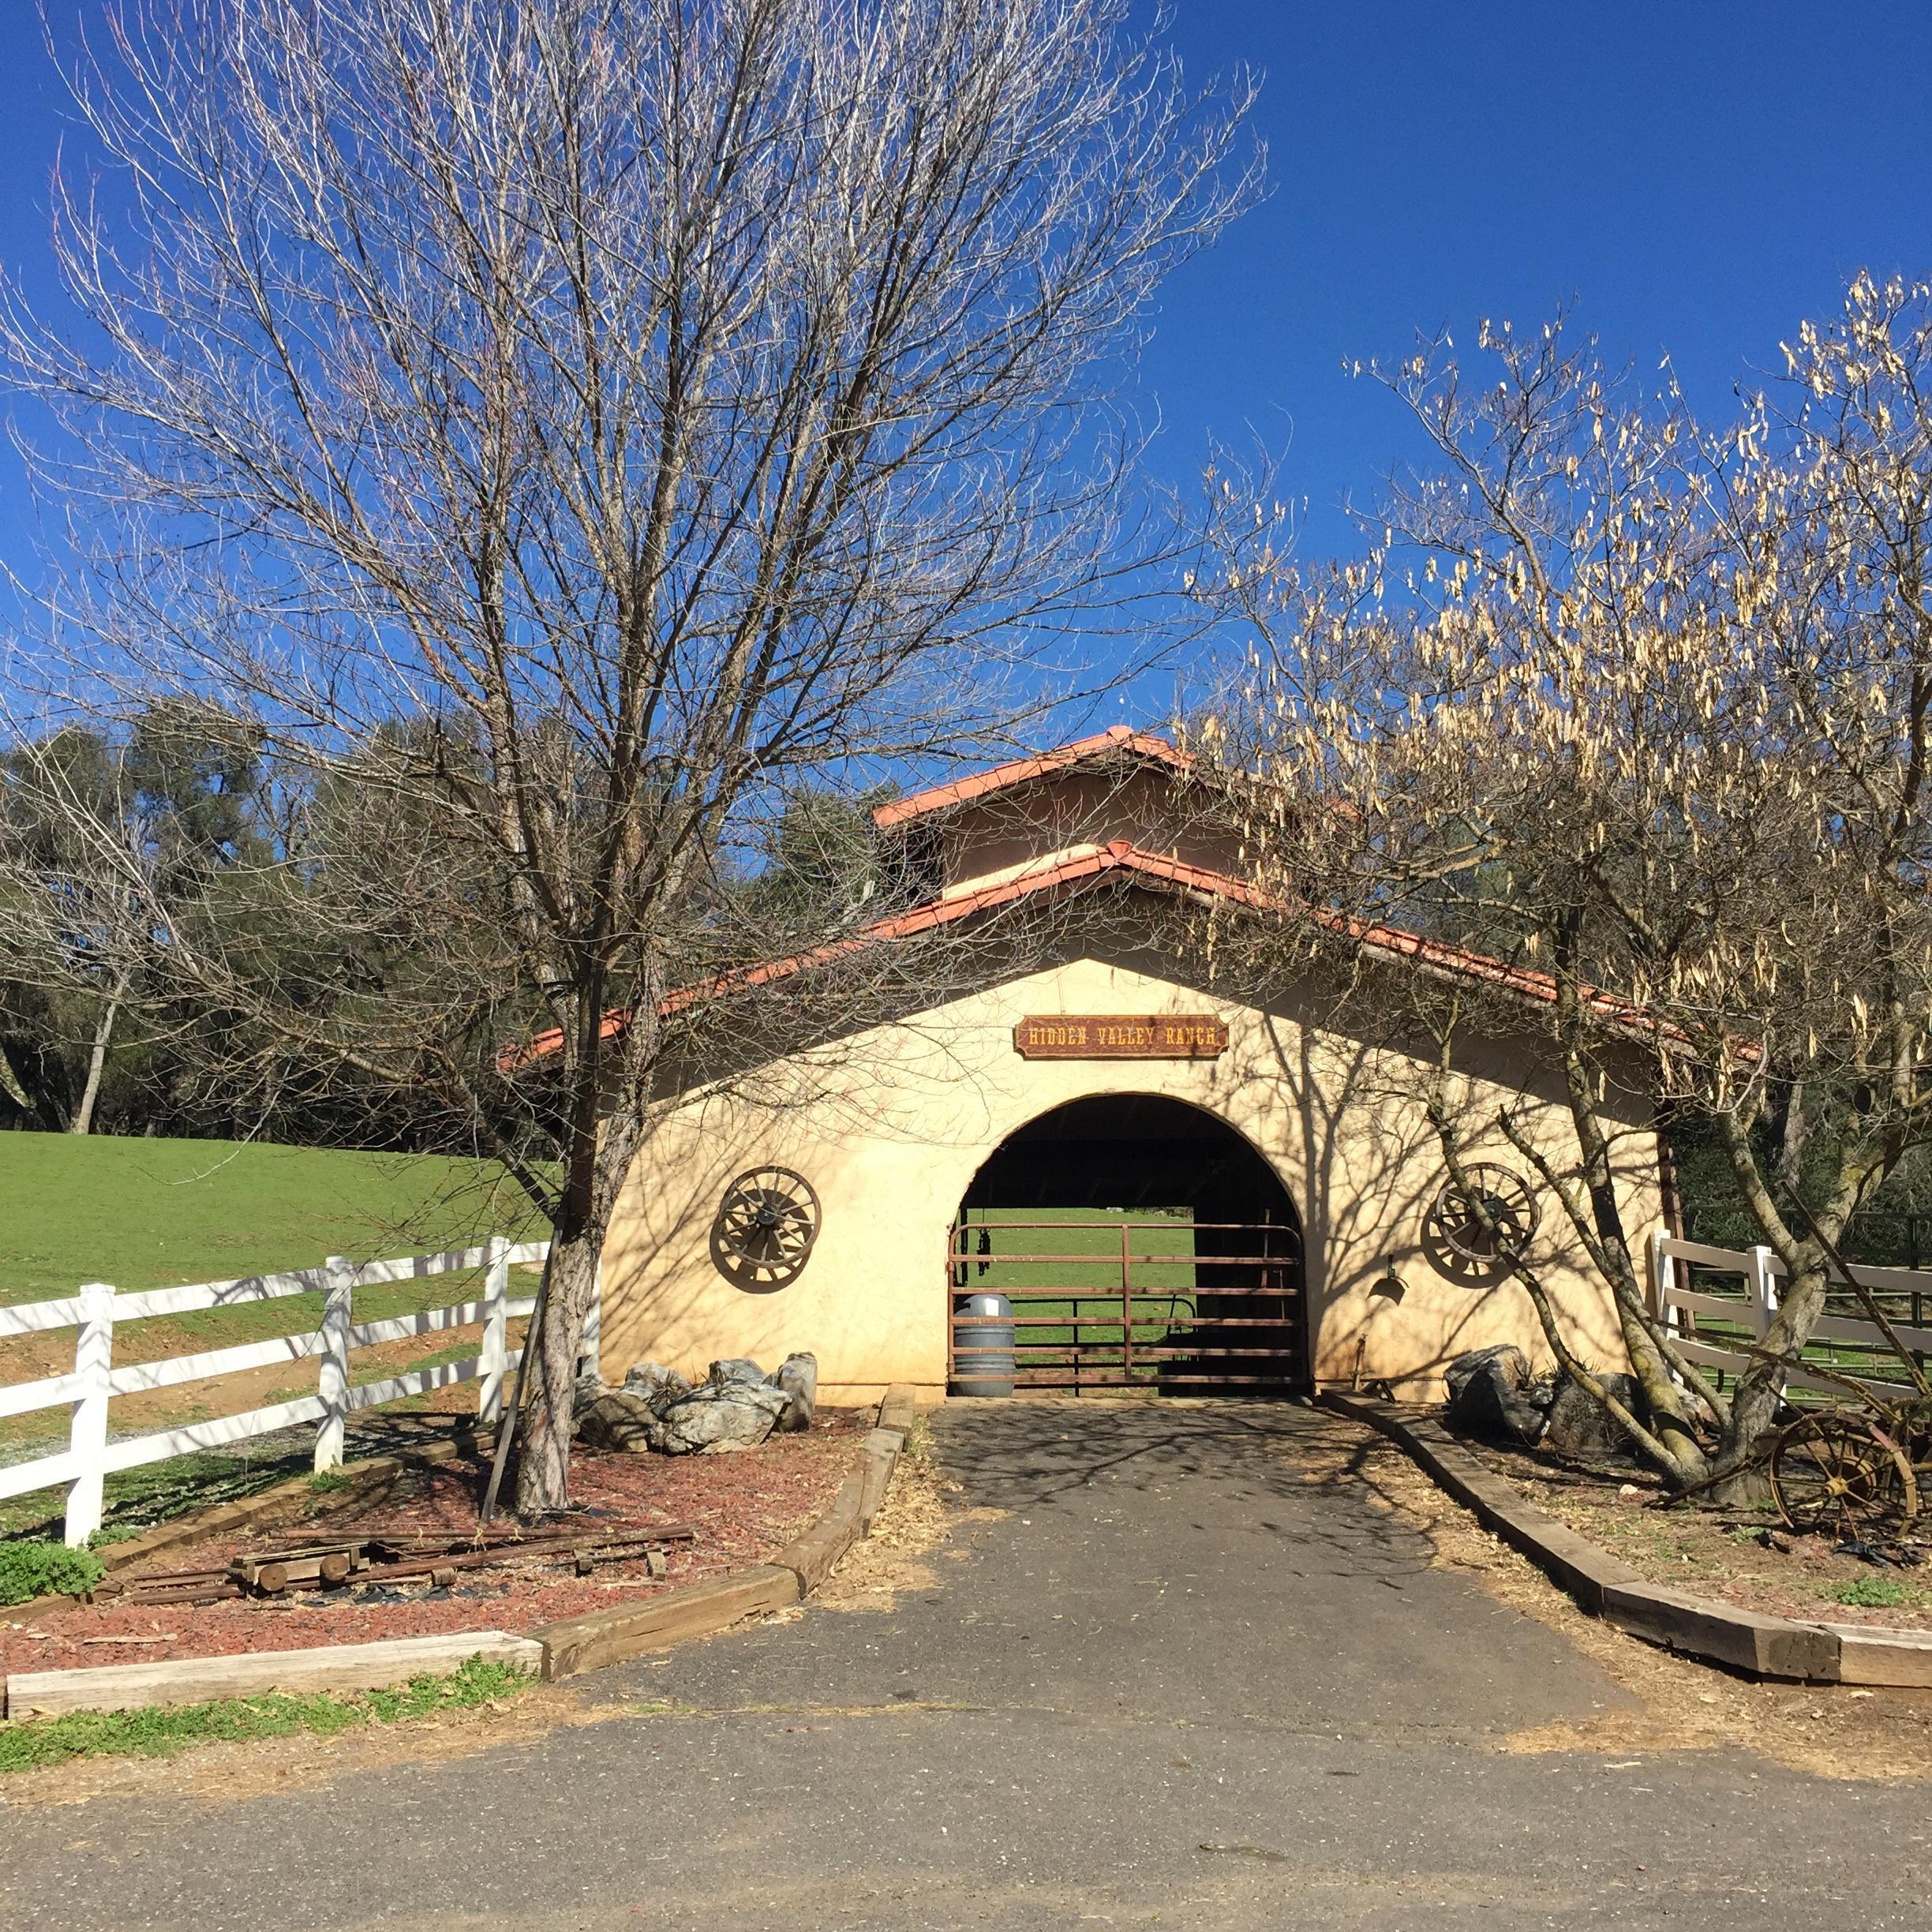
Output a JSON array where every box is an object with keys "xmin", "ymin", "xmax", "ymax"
[{"xmin": 949, "ymin": 1094, "xmax": 1305, "ymax": 1397}]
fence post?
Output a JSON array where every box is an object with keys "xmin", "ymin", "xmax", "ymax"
[
  {"xmin": 579, "ymin": 1250, "xmax": 602, "ymax": 1387},
  {"xmin": 1747, "ymin": 1245, "xmax": 1780, "ymax": 1340},
  {"xmin": 479, "ymin": 1234, "xmax": 510, "ymax": 1428},
  {"xmin": 63, "ymin": 1281, "xmax": 115, "ymax": 1548},
  {"xmin": 314, "ymin": 1256, "xmax": 354, "ymax": 1472},
  {"xmin": 1652, "ymin": 1230, "xmax": 1677, "ymax": 1336}
]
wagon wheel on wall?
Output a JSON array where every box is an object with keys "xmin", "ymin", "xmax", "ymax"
[
  {"xmin": 1423, "ymin": 1163, "xmax": 1541, "ymax": 1286},
  {"xmin": 1769, "ymin": 1410, "xmax": 1920, "ymax": 1536},
  {"xmin": 712, "ymin": 1166, "xmax": 822, "ymax": 1287}
]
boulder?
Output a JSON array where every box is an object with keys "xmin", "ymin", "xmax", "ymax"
[
  {"xmin": 575, "ymin": 1353, "xmax": 817, "ymax": 1455},
  {"xmin": 1541, "ymin": 1372, "xmax": 1649, "ymax": 1460},
  {"xmin": 1443, "ymin": 1345, "xmax": 1549, "ymax": 1446},
  {"xmin": 766, "ymin": 1352, "xmax": 818, "ymax": 1432},
  {"xmin": 623, "ymin": 1361, "xmax": 693, "ymax": 1408},
  {"xmin": 574, "ymin": 1387, "xmax": 661, "ymax": 1454},
  {"xmin": 651, "ymin": 1377, "xmax": 792, "ymax": 1455}
]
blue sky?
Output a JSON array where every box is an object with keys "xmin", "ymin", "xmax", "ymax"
[
  {"xmin": 1132, "ymin": 2, "xmax": 1932, "ymax": 556},
  {"xmin": 0, "ymin": 3, "xmax": 1928, "ymax": 640}
]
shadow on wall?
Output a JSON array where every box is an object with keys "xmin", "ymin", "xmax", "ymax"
[
  {"xmin": 1247, "ymin": 988, "xmax": 1642, "ymax": 1396},
  {"xmin": 599, "ymin": 928, "xmax": 1652, "ymax": 1395}
]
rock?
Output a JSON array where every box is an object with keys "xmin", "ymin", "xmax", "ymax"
[
  {"xmin": 574, "ymin": 1388, "xmax": 661, "ymax": 1453},
  {"xmin": 650, "ymin": 1378, "xmax": 792, "ymax": 1455},
  {"xmin": 1443, "ymin": 1345, "xmax": 1549, "ymax": 1446},
  {"xmin": 1541, "ymin": 1372, "xmax": 1648, "ymax": 1459},
  {"xmin": 766, "ymin": 1352, "xmax": 818, "ymax": 1432},
  {"xmin": 623, "ymin": 1361, "xmax": 692, "ymax": 1409},
  {"xmin": 578, "ymin": 1354, "xmax": 817, "ymax": 1455}
]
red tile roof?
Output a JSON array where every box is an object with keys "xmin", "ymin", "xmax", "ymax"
[
  {"xmin": 507, "ymin": 837, "xmax": 1667, "ymax": 1065},
  {"xmin": 871, "ymin": 725, "xmax": 1193, "ymax": 829}
]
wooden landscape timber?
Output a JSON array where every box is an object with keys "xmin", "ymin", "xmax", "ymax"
[
  {"xmin": 6, "ymin": 1630, "xmax": 545, "ymax": 1718},
  {"xmin": 0, "ymin": 1428, "xmax": 503, "ymax": 1625},
  {"xmin": 110, "ymin": 1428, "xmax": 496, "ymax": 1574},
  {"xmin": 532, "ymin": 1391, "xmax": 915, "ymax": 1682},
  {"xmin": 88, "ymin": 1521, "xmax": 698, "ymax": 1608},
  {"xmin": 534, "ymin": 1567, "xmax": 803, "ymax": 1682},
  {"xmin": 1323, "ymin": 1390, "xmax": 1932, "ymax": 1686}
]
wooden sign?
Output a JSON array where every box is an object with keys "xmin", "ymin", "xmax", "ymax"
[{"xmin": 1013, "ymin": 1014, "xmax": 1229, "ymax": 1060}]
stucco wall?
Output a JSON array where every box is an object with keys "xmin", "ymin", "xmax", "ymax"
[
  {"xmin": 600, "ymin": 951, "xmax": 1664, "ymax": 1398},
  {"xmin": 933, "ymin": 767, "xmax": 1240, "ymax": 897}
]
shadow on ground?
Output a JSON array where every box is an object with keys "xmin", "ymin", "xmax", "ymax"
[{"xmin": 608, "ymin": 1397, "xmax": 1626, "ymax": 1736}]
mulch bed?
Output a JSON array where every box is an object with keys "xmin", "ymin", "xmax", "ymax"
[
  {"xmin": 1, "ymin": 1410, "xmax": 871, "ymax": 1677},
  {"xmin": 1451, "ymin": 1423, "xmax": 1932, "ymax": 1632}
]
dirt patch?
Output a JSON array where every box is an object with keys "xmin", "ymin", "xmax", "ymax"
[
  {"xmin": 3, "ymin": 1413, "xmax": 870, "ymax": 1676},
  {"xmin": 1450, "ymin": 1428, "xmax": 1932, "ymax": 1631},
  {"xmin": 1300, "ymin": 1410, "xmax": 1932, "ymax": 1783}
]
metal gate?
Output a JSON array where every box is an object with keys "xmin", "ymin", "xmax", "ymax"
[{"xmin": 946, "ymin": 1210, "xmax": 1305, "ymax": 1395}]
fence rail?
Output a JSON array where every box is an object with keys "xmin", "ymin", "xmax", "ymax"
[
  {"xmin": 1652, "ymin": 1230, "xmax": 1932, "ymax": 1398},
  {"xmin": 0, "ymin": 1235, "xmax": 575, "ymax": 1546}
]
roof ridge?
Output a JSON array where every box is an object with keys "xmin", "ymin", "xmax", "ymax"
[{"xmin": 871, "ymin": 728, "xmax": 1191, "ymax": 829}]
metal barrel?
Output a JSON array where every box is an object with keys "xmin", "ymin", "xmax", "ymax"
[{"xmin": 952, "ymin": 1290, "xmax": 1015, "ymax": 1397}]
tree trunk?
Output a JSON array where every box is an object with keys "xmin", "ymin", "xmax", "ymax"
[
  {"xmin": 67, "ymin": 986, "xmax": 122, "ymax": 1135},
  {"xmin": 0, "ymin": 1046, "xmax": 39, "ymax": 1120},
  {"xmin": 513, "ymin": 1223, "xmax": 604, "ymax": 1516},
  {"xmin": 1704, "ymin": 1371, "xmax": 1783, "ymax": 1507},
  {"xmin": 1705, "ymin": 1256, "xmax": 1831, "ymax": 1506}
]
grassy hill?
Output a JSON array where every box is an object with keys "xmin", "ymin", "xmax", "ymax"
[
  {"xmin": 0, "ymin": 1133, "xmax": 552, "ymax": 1537},
  {"xmin": 0, "ymin": 1133, "xmax": 545, "ymax": 1306}
]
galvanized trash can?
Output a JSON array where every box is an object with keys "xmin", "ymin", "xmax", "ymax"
[{"xmin": 952, "ymin": 1290, "xmax": 1015, "ymax": 1397}]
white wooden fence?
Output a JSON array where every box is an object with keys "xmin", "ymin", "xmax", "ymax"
[
  {"xmin": 1652, "ymin": 1230, "xmax": 1932, "ymax": 1397},
  {"xmin": 0, "ymin": 1237, "xmax": 583, "ymax": 1546}
]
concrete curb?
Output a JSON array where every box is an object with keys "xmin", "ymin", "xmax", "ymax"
[
  {"xmin": 1320, "ymin": 1390, "xmax": 1932, "ymax": 1686},
  {"xmin": 4, "ymin": 1391, "xmax": 916, "ymax": 1715}
]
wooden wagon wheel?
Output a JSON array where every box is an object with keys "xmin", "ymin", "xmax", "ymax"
[
  {"xmin": 1430, "ymin": 1163, "xmax": 1541, "ymax": 1266},
  {"xmin": 713, "ymin": 1166, "xmax": 822, "ymax": 1286},
  {"xmin": 1769, "ymin": 1410, "xmax": 1920, "ymax": 1536}
]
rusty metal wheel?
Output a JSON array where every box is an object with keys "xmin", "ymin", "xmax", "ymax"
[{"xmin": 1770, "ymin": 1410, "xmax": 1919, "ymax": 1535}]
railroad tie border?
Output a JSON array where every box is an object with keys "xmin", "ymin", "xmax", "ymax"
[
  {"xmin": 1319, "ymin": 1389, "xmax": 1932, "ymax": 1687},
  {"xmin": 3, "ymin": 1390, "xmax": 918, "ymax": 1717}
]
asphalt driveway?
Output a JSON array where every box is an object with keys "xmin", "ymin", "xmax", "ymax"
[{"xmin": 3, "ymin": 1399, "xmax": 1928, "ymax": 1930}]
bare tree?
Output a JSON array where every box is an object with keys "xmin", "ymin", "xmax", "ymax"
[
  {"xmin": 1189, "ymin": 277, "xmax": 1932, "ymax": 1500},
  {"xmin": 0, "ymin": 0, "xmax": 1259, "ymax": 1510}
]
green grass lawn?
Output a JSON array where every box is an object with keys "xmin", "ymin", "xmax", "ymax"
[
  {"xmin": 0, "ymin": 1135, "xmax": 548, "ymax": 1515},
  {"xmin": 0, "ymin": 1133, "xmax": 546, "ymax": 1307},
  {"xmin": 0, "ymin": 1654, "xmax": 534, "ymax": 1774}
]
